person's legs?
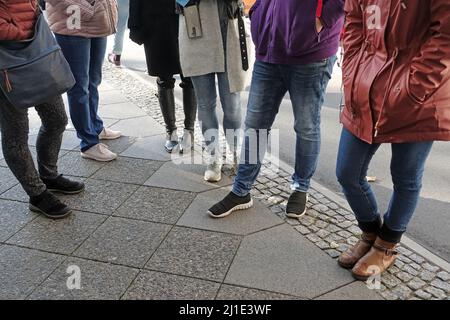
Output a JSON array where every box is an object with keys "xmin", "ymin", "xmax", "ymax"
[
  {"xmin": 232, "ymin": 61, "xmax": 287, "ymax": 197},
  {"xmin": 180, "ymin": 76, "xmax": 197, "ymax": 132},
  {"xmin": 289, "ymin": 56, "xmax": 336, "ymax": 193},
  {"xmin": 179, "ymin": 75, "xmax": 197, "ymax": 153},
  {"xmin": 208, "ymin": 61, "xmax": 287, "ymax": 218},
  {"xmin": 112, "ymin": 0, "xmax": 130, "ymax": 56},
  {"xmin": 89, "ymin": 37, "xmax": 107, "ymax": 136},
  {"xmin": 380, "ymin": 141, "xmax": 434, "ymax": 243},
  {"xmin": 34, "ymin": 95, "xmax": 68, "ymax": 179},
  {"xmin": 0, "ymin": 99, "xmax": 46, "ymax": 197},
  {"xmin": 157, "ymin": 75, "xmax": 178, "ymax": 152},
  {"xmin": 55, "ymin": 34, "xmax": 99, "ymax": 152},
  {"xmin": 217, "ymin": 71, "xmax": 242, "ymax": 156},
  {"xmin": 191, "ymin": 73, "xmax": 219, "ymax": 152},
  {"xmin": 336, "ymin": 127, "xmax": 382, "ymax": 231},
  {"xmin": 336, "ymin": 128, "xmax": 382, "ymax": 268}
]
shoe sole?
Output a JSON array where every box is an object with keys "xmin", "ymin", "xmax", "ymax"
[
  {"xmin": 204, "ymin": 175, "xmax": 222, "ymax": 183},
  {"xmin": 81, "ymin": 153, "xmax": 117, "ymax": 162},
  {"xmin": 47, "ymin": 187, "xmax": 85, "ymax": 195},
  {"xmin": 337, "ymin": 260, "xmax": 356, "ymax": 269},
  {"xmin": 208, "ymin": 199, "xmax": 254, "ymax": 219},
  {"xmin": 29, "ymin": 204, "xmax": 72, "ymax": 220},
  {"xmin": 99, "ymin": 136, "xmax": 122, "ymax": 140},
  {"xmin": 351, "ymin": 259, "xmax": 396, "ymax": 281}
]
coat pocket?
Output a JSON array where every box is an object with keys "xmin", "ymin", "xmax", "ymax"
[{"xmin": 382, "ymin": 71, "xmax": 435, "ymax": 133}]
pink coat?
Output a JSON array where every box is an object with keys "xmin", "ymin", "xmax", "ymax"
[{"xmin": 46, "ymin": 0, "xmax": 118, "ymax": 38}]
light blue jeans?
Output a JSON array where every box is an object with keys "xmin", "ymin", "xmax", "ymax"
[
  {"xmin": 191, "ymin": 72, "xmax": 242, "ymax": 155},
  {"xmin": 112, "ymin": 0, "xmax": 130, "ymax": 55}
]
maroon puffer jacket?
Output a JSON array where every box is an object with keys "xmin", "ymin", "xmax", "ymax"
[{"xmin": 0, "ymin": 0, "xmax": 37, "ymax": 40}]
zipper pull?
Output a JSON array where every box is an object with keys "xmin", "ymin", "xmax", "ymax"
[
  {"xmin": 3, "ymin": 70, "xmax": 12, "ymax": 93},
  {"xmin": 374, "ymin": 123, "xmax": 380, "ymax": 138}
]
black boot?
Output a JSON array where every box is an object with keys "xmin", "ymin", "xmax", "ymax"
[
  {"xmin": 29, "ymin": 190, "xmax": 72, "ymax": 219},
  {"xmin": 180, "ymin": 80, "xmax": 197, "ymax": 153},
  {"xmin": 157, "ymin": 79, "xmax": 178, "ymax": 153}
]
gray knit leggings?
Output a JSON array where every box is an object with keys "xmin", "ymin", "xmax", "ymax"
[{"xmin": 0, "ymin": 95, "xmax": 68, "ymax": 197}]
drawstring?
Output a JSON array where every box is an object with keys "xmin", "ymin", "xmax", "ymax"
[
  {"xmin": 3, "ymin": 70, "xmax": 12, "ymax": 93},
  {"xmin": 374, "ymin": 48, "xmax": 399, "ymax": 137}
]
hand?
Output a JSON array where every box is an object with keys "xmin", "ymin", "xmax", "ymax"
[{"xmin": 315, "ymin": 18, "xmax": 324, "ymax": 34}]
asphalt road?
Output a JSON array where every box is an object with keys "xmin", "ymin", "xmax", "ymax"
[{"xmin": 108, "ymin": 33, "xmax": 450, "ymax": 262}]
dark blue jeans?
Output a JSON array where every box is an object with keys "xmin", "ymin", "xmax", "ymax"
[
  {"xmin": 55, "ymin": 34, "xmax": 106, "ymax": 152},
  {"xmin": 336, "ymin": 128, "xmax": 433, "ymax": 243},
  {"xmin": 232, "ymin": 57, "xmax": 336, "ymax": 196}
]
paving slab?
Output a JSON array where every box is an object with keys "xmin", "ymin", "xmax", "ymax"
[
  {"xmin": 58, "ymin": 151, "xmax": 106, "ymax": 178},
  {"xmin": 0, "ymin": 245, "xmax": 64, "ymax": 300},
  {"xmin": 109, "ymin": 117, "xmax": 164, "ymax": 138},
  {"xmin": 114, "ymin": 186, "xmax": 196, "ymax": 224},
  {"xmin": 225, "ymin": 224, "xmax": 354, "ymax": 299},
  {"xmin": 98, "ymin": 102, "xmax": 147, "ymax": 119},
  {"xmin": 122, "ymin": 271, "xmax": 220, "ymax": 300},
  {"xmin": 7, "ymin": 211, "xmax": 106, "ymax": 254},
  {"xmin": 177, "ymin": 187, "xmax": 284, "ymax": 235},
  {"xmin": 217, "ymin": 285, "xmax": 302, "ymax": 300},
  {"xmin": 99, "ymin": 135, "xmax": 137, "ymax": 154},
  {"xmin": 99, "ymin": 90, "xmax": 129, "ymax": 105},
  {"xmin": 314, "ymin": 282, "xmax": 384, "ymax": 300},
  {"xmin": 74, "ymin": 217, "xmax": 171, "ymax": 268},
  {"xmin": 28, "ymin": 258, "xmax": 139, "ymax": 300},
  {"xmin": 0, "ymin": 167, "xmax": 17, "ymax": 194},
  {"xmin": 57, "ymin": 178, "xmax": 138, "ymax": 215},
  {"xmin": 0, "ymin": 199, "xmax": 37, "ymax": 242},
  {"xmin": 145, "ymin": 161, "xmax": 233, "ymax": 193},
  {"xmin": 91, "ymin": 157, "xmax": 163, "ymax": 185},
  {"xmin": 146, "ymin": 226, "xmax": 241, "ymax": 282},
  {"xmin": 120, "ymin": 134, "xmax": 198, "ymax": 162}
]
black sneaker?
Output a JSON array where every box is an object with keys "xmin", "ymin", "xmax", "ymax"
[
  {"xmin": 29, "ymin": 190, "xmax": 72, "ymax": 219},
  {"xmin": 41, "ymin": 175, "xmax": 85, "ymax": 195},
  {"xmin": 208, "ymin": 192, "xmax": 253, "ymax": 218},
  {"xmin": 286, "ymin": 191, "xmax": 309, "ymax": 218}
]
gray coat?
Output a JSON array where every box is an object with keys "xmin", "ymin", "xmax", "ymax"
[{"xmin": 178, "ymin": 0, "xmax": 251, "ymax": 93}]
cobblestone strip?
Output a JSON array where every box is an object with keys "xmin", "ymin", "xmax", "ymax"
[{"xmin": 103, "ymin": 65, "xmax": 450, "ymax": 300}]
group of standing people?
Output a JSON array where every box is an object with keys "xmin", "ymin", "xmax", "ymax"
[{"xmin": 1, "ymin": 0, "xmax": 449, "ymax": 283}]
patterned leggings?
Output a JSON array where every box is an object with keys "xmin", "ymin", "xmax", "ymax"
[{"xmin": 0, "ymin": 95, "xmax": 68, "ymax": 197}]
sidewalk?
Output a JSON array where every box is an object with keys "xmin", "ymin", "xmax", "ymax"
[{"xmin": 0, "ymin": 64, "xmax": 448, "ymax": 300}]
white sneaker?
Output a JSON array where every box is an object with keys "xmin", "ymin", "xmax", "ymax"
[
  {"xmin": 204, "ymin": 160, "xmax": 222, "ymax": 182},
  {"xmin": 99, "ymin": 128, "xmax": 122, "ymax": 140},
  {"xmin": 81, "ymin": 143, "xmax": 118, "ymax": 162}
]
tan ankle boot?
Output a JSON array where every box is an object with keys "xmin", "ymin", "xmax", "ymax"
[
  {"xmin": 338, "ymin": 232, "xmax": 377, "ymax": 269},
  {"xmin": 352, "ymin": 237, "xmax": 399, "ymax": 281}
]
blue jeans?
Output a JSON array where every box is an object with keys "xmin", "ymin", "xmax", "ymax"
[
  {"xmin": 191, "ymin": 72, "xmax": 242, "ymax": 155},
  {"xmin": 113, "ymin": 0, "xmax": 130, "ymax": 55},
  {"xmin": 232, "ymin": 57, "xmax": 336, "ymax": 196},
  {"xmin": 336, "ymin": 128, "xmax": 433, "ymax": 243},
  {"xmin": 55, "ymin": 35, "xmax": 106, "ymax": 152}
]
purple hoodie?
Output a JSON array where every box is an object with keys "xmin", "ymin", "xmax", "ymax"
[{"xmin": 250, "ymin": 0, "xmax": 345, "ymax": 65}]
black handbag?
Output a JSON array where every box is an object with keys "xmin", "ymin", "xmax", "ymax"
[{"xmin": 0, "ymin": 12, "xmax": 75, "ymax": 109}]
